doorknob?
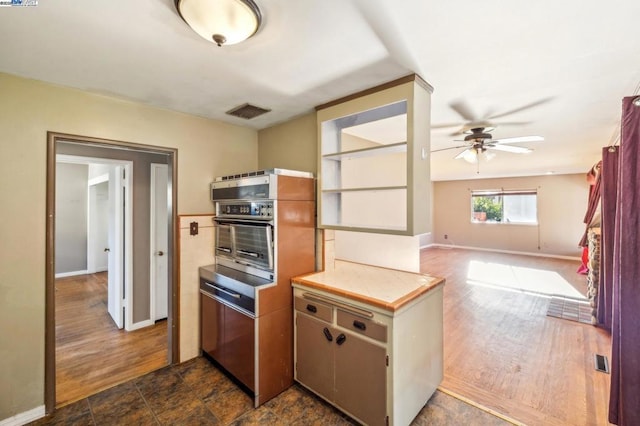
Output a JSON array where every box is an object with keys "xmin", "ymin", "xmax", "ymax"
[
  {"xmin": 157, "ymin": 251, "xmax": 164, "ymax": 256},
  {"xmin": 104, "ymin": 248, "xmax": 110, "ymax": 252}
]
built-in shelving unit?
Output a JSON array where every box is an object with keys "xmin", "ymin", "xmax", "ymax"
[{"xmin": 316, "ymin": 74, "xmax": 433, "ymax": 235}]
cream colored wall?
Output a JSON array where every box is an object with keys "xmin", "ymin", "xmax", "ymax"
[
  {"xmin": 257, "ymin": 112, "xmax": 317, "ymax": 173},
  {"xmin": 433, "ymin": 174, "xmax": 588, "ymax": 257},
  {"xmin": 0, "ymin": 72, "xmax": 257, "ymax": 420}
]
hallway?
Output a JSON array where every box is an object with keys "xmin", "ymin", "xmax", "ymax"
[{"xmin": 55, "ymin": 272, "xmax": 168, "ymax": 407}]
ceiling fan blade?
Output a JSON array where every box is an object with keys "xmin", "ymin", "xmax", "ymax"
[
  {"xmin": 493, "ymin": 135, "xmax": 544, "ymax": 144},
  {"xmin": 449, "ymin": 100, "xmax": 477, "ymax": 121},
  {"xmin": 491, "ymin": 121, "xmax": 532, "ymax": 127},
  {"xmin": 431, "ymin": 122, "xmax": 465, "ymax": 129},
  {"xmin": 487, "ymin": 97, "xmax": 554, "ymax": 120},
  {"xmin": 431, "ymin": 144, "xmax": 469, "ymax": 153},
  {"xmin": 454, "ymin": 148, "xmax": 473, "ymax": 159},
  {"xmin": 489, "ymin": 144, "xmax": 533, "ymax": 154}
]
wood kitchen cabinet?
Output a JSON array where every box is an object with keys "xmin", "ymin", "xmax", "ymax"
[
  {"xmin": 292, "ymin": 261, "xmax": 445, "ymax": 426},
  {"xmin": 315, "ymin": 74, "xmax": 433, "ymax": 236},
  {"xmin": 201, "ymin": 293, "xmax": 255, "ymax": 391}
]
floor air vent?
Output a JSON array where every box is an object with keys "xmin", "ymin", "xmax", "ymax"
[
  {"xmin": 226, "ymin": 103, "xmax": 271, "ymax": 119},
  {"xmin": 594, "ymin": 354, "xmax": 610, "ymax": 373}
]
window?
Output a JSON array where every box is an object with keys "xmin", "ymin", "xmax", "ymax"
[{"xmin": 471, "ymin": 189, "xmax": 538, "ymax": 224}]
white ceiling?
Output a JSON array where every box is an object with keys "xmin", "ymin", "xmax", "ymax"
[{"xmin": 1, "ymin": 0, "xmax": 639, "ymax": 180}]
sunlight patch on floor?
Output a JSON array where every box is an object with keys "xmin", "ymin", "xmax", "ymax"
[{"xmin": 466, "ymin": 260, "xmax": 586, "ymax": 299}]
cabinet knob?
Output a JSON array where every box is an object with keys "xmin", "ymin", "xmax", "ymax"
[
  {"xmin": 353, "ymin": 320, "xmax": 367, "ymax": 331},
  {"xmin": 306, "ymin": 304, "xmax": 317, "ymax": 313},
  {"xmin": 323, "ymin": 327, "xmax": 333, "ymax": 342},
  {"xmin": 336, "ymin": 333, "xmax": 346, "ymax": 346}
]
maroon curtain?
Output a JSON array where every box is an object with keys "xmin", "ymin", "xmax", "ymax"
[
  {"xmin": 597, "ymin": 147, "xmax": 618, "ymax": 332},
  {"xmin": 578, "ymin": 162, "xmax": 602, "ymax": 247},
  {"xmin": 608, "ymin": 96, "xmax": 640, "ymax": 425}
]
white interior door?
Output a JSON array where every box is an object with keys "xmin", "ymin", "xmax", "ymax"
[
  {"xmin": 107, "ymin": 165, "xmax": 124, "ymax": 329},
  {"xmin": 151, "ymin": 163, "xmax": 169, "ymax": 321}
]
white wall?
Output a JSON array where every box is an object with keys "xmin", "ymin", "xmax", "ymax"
[
  {"xmin": 433, "ymin": 174, "xmax": 588, "ymax": 257},
  {"xmin": 88, "ymin": 180, "xmax": 109, "ymax": 273},
  {"xmin": 55, "ymin": 163, "xmax": 89, "ymax": 274}
]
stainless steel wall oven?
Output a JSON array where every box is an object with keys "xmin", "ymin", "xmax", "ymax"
[{"xmin": 199, "ymin": 169, "xmax": 316, "ymax": 405}]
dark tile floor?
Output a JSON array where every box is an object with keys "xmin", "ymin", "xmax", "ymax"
[{"xmin": 31, "ymin": 357, "xmax": 512, "ymax": 425}]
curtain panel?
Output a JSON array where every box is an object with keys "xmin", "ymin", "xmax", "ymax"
[
  {"xmin": 597, "ymin": 147, "xmax": 618, "ymax": 332},
  {"xmin": 607, "ymin": 96, "xmax": 640, "ymax": 426}
]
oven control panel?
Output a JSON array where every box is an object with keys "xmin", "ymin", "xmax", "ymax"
[{"xmin": 216, "ymin": 201, "xmax": 274, "ymax": 219}]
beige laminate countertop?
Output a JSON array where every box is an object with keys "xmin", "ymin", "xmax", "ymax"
[{"xmin": 292, "ymin": 260, "xmax": 445, "ymax": 312}]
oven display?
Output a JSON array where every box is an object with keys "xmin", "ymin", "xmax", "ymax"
[{"xmin": 217, "ymin": 201, "xmax": 273, "ymax": 219}]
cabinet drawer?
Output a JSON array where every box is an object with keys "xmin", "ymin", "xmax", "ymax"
[
  {"xmin": 337, "ymin": 310, "xmax": 387, "ymax": 343},
  {"xmin": 294, "ymin": 296, "xmax": 333, "ymax": 323}
]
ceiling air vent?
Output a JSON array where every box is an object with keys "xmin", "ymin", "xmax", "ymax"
[{"xmin": 226, "ymin": 103, "xmax": 271, "ymax": 119}]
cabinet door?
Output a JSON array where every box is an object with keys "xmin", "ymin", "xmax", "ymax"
[
  {"xmin": 334, "ymin": 332, "xmax": 387, "ymax": 426},
  {"xmin": 223, "ymin": 306, "xmax": 255, "ymax": 391},
  {"xmin": 295, "ymin": 313, "xmax": 334, "ymax": 401},
  {"xmin": 201, "ymin": 293, "xmax": 224, "ymax": 363}
]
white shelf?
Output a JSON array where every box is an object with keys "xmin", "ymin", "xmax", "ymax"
[
  {"xmin": 321, "ymin": 186, "xmax": 407, "ymax": 193},
  {"xmin": 323, "ymin": 142, "xmax": 407, "ymax": 161}
]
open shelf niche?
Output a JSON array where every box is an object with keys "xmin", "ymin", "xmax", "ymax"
[{"xmin": 316, "ymin": 74, "xmax": 433, "ymax": 236}]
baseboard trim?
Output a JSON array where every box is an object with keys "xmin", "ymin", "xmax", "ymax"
[
  {"xmin": 54, "ymin": 270, "xmax": 89, "ymax": 278},
  {"xmin": 0, "ymin": 405, "xmax": 45, "ymax": 426},
  {"xmin": 425, "ymin": 243, "xmax": 580, "ymax": 261}
]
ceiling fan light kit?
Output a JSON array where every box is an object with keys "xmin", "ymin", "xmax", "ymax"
[
  {"xmin": 438, "ymin": 126, "xmax": 543, "ymax": 168},
  {"xmin": 175, "ymin": 0, "xmax": 262, "ymax": 47}
]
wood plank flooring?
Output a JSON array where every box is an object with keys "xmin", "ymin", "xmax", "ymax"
[
  {"xmin": 421, "ymin": 247, "xmax": 612, "ymax": 426},
  {"xmin": 55, "ymin": 273, "xmax": 168, "ymax": 407}
]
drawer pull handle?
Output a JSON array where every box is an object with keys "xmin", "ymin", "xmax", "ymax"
[
  {"xmin": 336, "ymin": 334, "xmax": 347, "ymax": 346},
  {"xmin": 323, "ymin": 327, "xmax": 333, "ymax": 342},
  {"xmin": 353, "ymin": 320, "xmax": 367, "ymax": 331},
  {"xmin": 306, "ymin": 304, "xmax": 318, "ymax": 313}
]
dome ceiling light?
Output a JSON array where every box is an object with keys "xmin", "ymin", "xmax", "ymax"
[{"xmin": 175, "ymin": 0, "xmax": 262, "ymax": 47}]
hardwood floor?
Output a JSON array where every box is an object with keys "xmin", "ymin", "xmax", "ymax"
[
  {"xmin": 421, "ymin": 247, "xmax": 612, "ymax": 426},
  {"xmin": 55, "ymin": 273, "xmax": 168, "ymax": 407}
]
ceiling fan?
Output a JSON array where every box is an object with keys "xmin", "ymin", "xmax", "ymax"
[
  {"xmin": 433, "ymin": 97, "xmax": 554, "ymax": 136},
  {"xmin": 432, "ymin": 127, "xmax": 544, "ymax": 164}
]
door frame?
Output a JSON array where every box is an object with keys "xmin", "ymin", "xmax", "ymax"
[{"xmin": 45, "ymin": 132, "xmax": 179, "ymax": 413}]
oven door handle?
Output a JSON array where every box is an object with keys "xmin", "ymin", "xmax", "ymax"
[
  {"xmin": 237, "ymin": 249, "xmax": 260, "ymax": 258},
  {"xmin": 204, "ymin": 282, "xmax": 242, "ymax": 299},
  {"xmin": 213, "ymin": 285, "xmax": 242, "ymax": 299}
]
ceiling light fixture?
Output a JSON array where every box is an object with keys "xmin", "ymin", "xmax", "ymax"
[
  {"xmin": 462, "ymin": 147, "xmax": 496, "ymax": 164},
  {"xmin": 175, "ymin": 0, "xmax": 262, "ymax": 47},
  {"xmin": 463, "ymin": 148, "xmax": 479, "ymax": 164}
]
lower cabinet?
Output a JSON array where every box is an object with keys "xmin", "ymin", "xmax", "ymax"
[
  {"xmin": 293, "ymin": 283, "xmax": 444, "ymax": 426},
  {"xmin": 295, "ymin": 297, "xmax": 388, "ymax": 426},
  {"xmin": 201, "ymin": 293, "xmax": 255, "ymax": 391}
]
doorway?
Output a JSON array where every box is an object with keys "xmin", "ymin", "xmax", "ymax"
[
  {"xmin": 55, "ymin": 156, "xmax": 133, "ymax": 330},
  {"xmin": 45, "ymin": 132, "xmax": 179, "ymax": 413}
]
